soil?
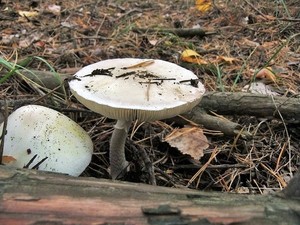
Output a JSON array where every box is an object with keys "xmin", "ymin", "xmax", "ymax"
[{"xmin": 0, "ymin": 0, "xmax": 299, "ymax": 193}]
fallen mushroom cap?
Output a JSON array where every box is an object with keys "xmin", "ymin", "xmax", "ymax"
[
  {"xmin": 0, "ymin": 105, "xmax": 93, "ymax": 176},
  {"xmin": 69, "ymin": 58, "xmax": 205, "ymax": 121}
]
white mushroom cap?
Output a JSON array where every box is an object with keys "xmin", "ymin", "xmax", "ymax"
[
  {"xmin": 69, "ymin": 58, "xmax": 205, "ymax": 121},
  {"xmin": 0, "ymin": 105, "xmax": 93, "ymax": 176}
]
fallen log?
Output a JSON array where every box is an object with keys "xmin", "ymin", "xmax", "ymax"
[
  {"xmin": 1, "ymin": 70, "xmax": 299, "ymax": 138},
  {"xmin": 198, "ymin": 92, "xmax": 300, "ymax": 124},
  {"xmin": 12, "ymin": 70, "xmax": 300, "ymax": 125},
  {"xmin": 0, "ymin": 165, "xmax": 299, "ymax": 225}
]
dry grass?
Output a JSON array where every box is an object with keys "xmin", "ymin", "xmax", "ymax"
[{"xmin": 0, "ymin": 0, "xmax": 299, "ymax": 193}]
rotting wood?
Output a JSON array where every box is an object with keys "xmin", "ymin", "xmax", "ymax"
[{"xmin": 0, "ymin": 165, "xmax": 299, "ymax": 225}]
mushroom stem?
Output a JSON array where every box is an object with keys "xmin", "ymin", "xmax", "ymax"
[{"xmin": 110, "ymin": 119, "xmax": 131, "ymax": 179}]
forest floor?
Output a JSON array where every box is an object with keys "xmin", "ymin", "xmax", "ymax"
[{"xmin": 0, "ymin": 0, "xmax": 300, "ymax": 194}]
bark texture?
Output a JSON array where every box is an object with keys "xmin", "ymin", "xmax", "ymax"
[{"xmin": 0, "ymin": 165, "xmax": 299, "ymax": 225}]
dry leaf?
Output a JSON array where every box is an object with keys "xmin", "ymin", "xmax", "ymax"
[
  {"xmin": 181, "ymin": 49, "xmax": 208, "ymax": 65},
  {"xmin": 242, "ymin": 81, "xmax": 279, "ymax": 96},
  {"xmin": 216, "ymin": 56, "xmax": 238, "ymax": 64},
  {"xmin": 149, "ymin": 39, "xmax": 158, "ymax": 46},
  {"xmin": 18, "ymin": 10, "xmax": 39, "ymax": 18},
  {"xmin": 47, "ymin": 4, "xmax": 61, "ymax": 16},
  {"xmin": 2, "ymin": 155, "xmax": 17, "ymax": 165},
  {"xmin": 240, "ymin": 38, "xmax": 260, "ymax": 48},
  {"xmin": 164, "ymin": 127, "xmax": 209, "ymax": 160},
  {"xmin": 18, "ymin": 32, "xmax": 43, "ymax": 48},
  {"xmin": 195, "ymin": 0, "xmax": 212, "ymax": 12},
  {"xmin": 255, "ymin": 67, "xmax": 277, "ymax": 83}
]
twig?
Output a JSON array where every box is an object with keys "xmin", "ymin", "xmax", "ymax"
[
  {"xmin": 186, "ymin": 147, "xmax": 220, "ymax": 188},
  {"xmin": 245, "ymin": 0, "xmax": 269, "ymax": 19},
  {"xmin": 172, "ymin": 163, "xmax": 248, "ymax": 170},
  {"xmin": 271, "ymin": 95, "xmax": 292, "ymax": 177},
  {"xmin": 279, "ymin": 18, "xmax": 300, "ymax": 22},
  {"xmin": 132, "ymin": 27, "xmax": 215, "ymax": 38},
  {"xmin": 114, "ymin": 8, "xmax": 143, "ymax": 22},
  {"xmin": 260, "ymin": 163, "xmax": 287, "ymax": 188},
  {"xmin": 154, "ymin": 167, "xmax": 181, "ymax": 187},
  {"xmin": 178, "ymin": 109, "xmax": 253, "ymax": 139}
]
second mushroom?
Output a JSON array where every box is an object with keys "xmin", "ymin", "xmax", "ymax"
[{"xmin": 69, "ymin": 58, "xmax": 205, "ymax": 179}]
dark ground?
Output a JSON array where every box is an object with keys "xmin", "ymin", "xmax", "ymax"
[{"xmin": 0, "ymin": 0, "xmax": 300, "ymax": 193}]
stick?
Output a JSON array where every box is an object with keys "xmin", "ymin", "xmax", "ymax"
[{"xmin": 132, "ymin": 27, "xmax": 216, "ymax": 38}]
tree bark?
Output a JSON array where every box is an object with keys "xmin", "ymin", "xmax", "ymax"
[{"xmin": 0, "ymin": 165, "xmax": 299, "ymax": 225}]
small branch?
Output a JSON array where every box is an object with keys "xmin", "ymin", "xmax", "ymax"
[
  {"xmin": 132, "ymin": 27, "xmax": 216, "ymax": 38},
  {"xmin": 172, "ymin": 163, "xmax": 248, "ymax": 170},
  {"xmin": 279, "ymin": 18, "xmax": 300, "ymax": 22},
  {"xmin": 199, "ymin": 92, "xmax": 300, "ymax": 124},
  {"xmin": 175, "ymin": 109, "xmax": 252, "ymax": 139}
]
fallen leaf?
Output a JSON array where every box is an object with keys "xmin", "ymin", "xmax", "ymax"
[
  {"xmin": 47, "ymin": 4, "xmax": 61, "ymax": 16},
  {"xmin": 18, "ymin": 10, "xmax": 39, "ymax": 18},
  {"xmin": 149, "ymin": 39, "xmax": 158, "ymax": 46},
  {"xmin": 61, "ymin": 21, "xmax": 76, "ymax": 28},
  {"xmin": 216, "ymin": 56, "xmax": 238, "ymax": 64},
  {"xmin": 261, "ymin": 41, "xmax": 279, "ymax": 49},
  {"xmin": 181, "ymin": 49, "xmax": 208, "ymax": 65},
  {"xmin": 18, "ymin": 32, "xmax": 43, "ymax": 48},
  {"xmin": 195, "ymin": 0, "xmax": 212, "ymax": 12},
  {"xmin": 240, "ymin": 38, "xmax": 260, "ymax": 48},
  {"xmin": 2, "ymin": 155, "xmax": 17, "ymax": 165},
  {"xmin": 164, "ymin": 127, "xmax": 209, "ymax": 160},
  {"xmin": 242, "ymin": 81, "xmax": 279, "ymax": 96},
  {"xmin": 255, "ymin": 67, "xmax": 277, "ymax": 83},
  {"xmin": 34, "ymin": 40, "xmax": 46, "ymax": 48}
]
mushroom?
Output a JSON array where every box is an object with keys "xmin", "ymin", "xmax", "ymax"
[
  {"xmin": 0, "ymin": 105, "xmax": 93, "ymax": 176},
  {"xmin": 69, "ymin": 58, "xmax": 205, "ymax": 179}
]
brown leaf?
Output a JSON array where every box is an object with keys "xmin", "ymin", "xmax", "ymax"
[
  {"xmin": 255, "ymin": 67, "xmax": 277, "ymax": 83},
  {"xmin": 181, "ymin": 49, "xmax": 208, "ymax": 65},
  {"xmin": 216, "ymin": 56, "xmax": 238, "ymax": 64},
  {"xmin": 18, "ymin": 10, "xmax": 39, "ymax": 18},
  {"xmin": 164, "ymin": 127, "xmax": 209, "ymax": 160}
]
